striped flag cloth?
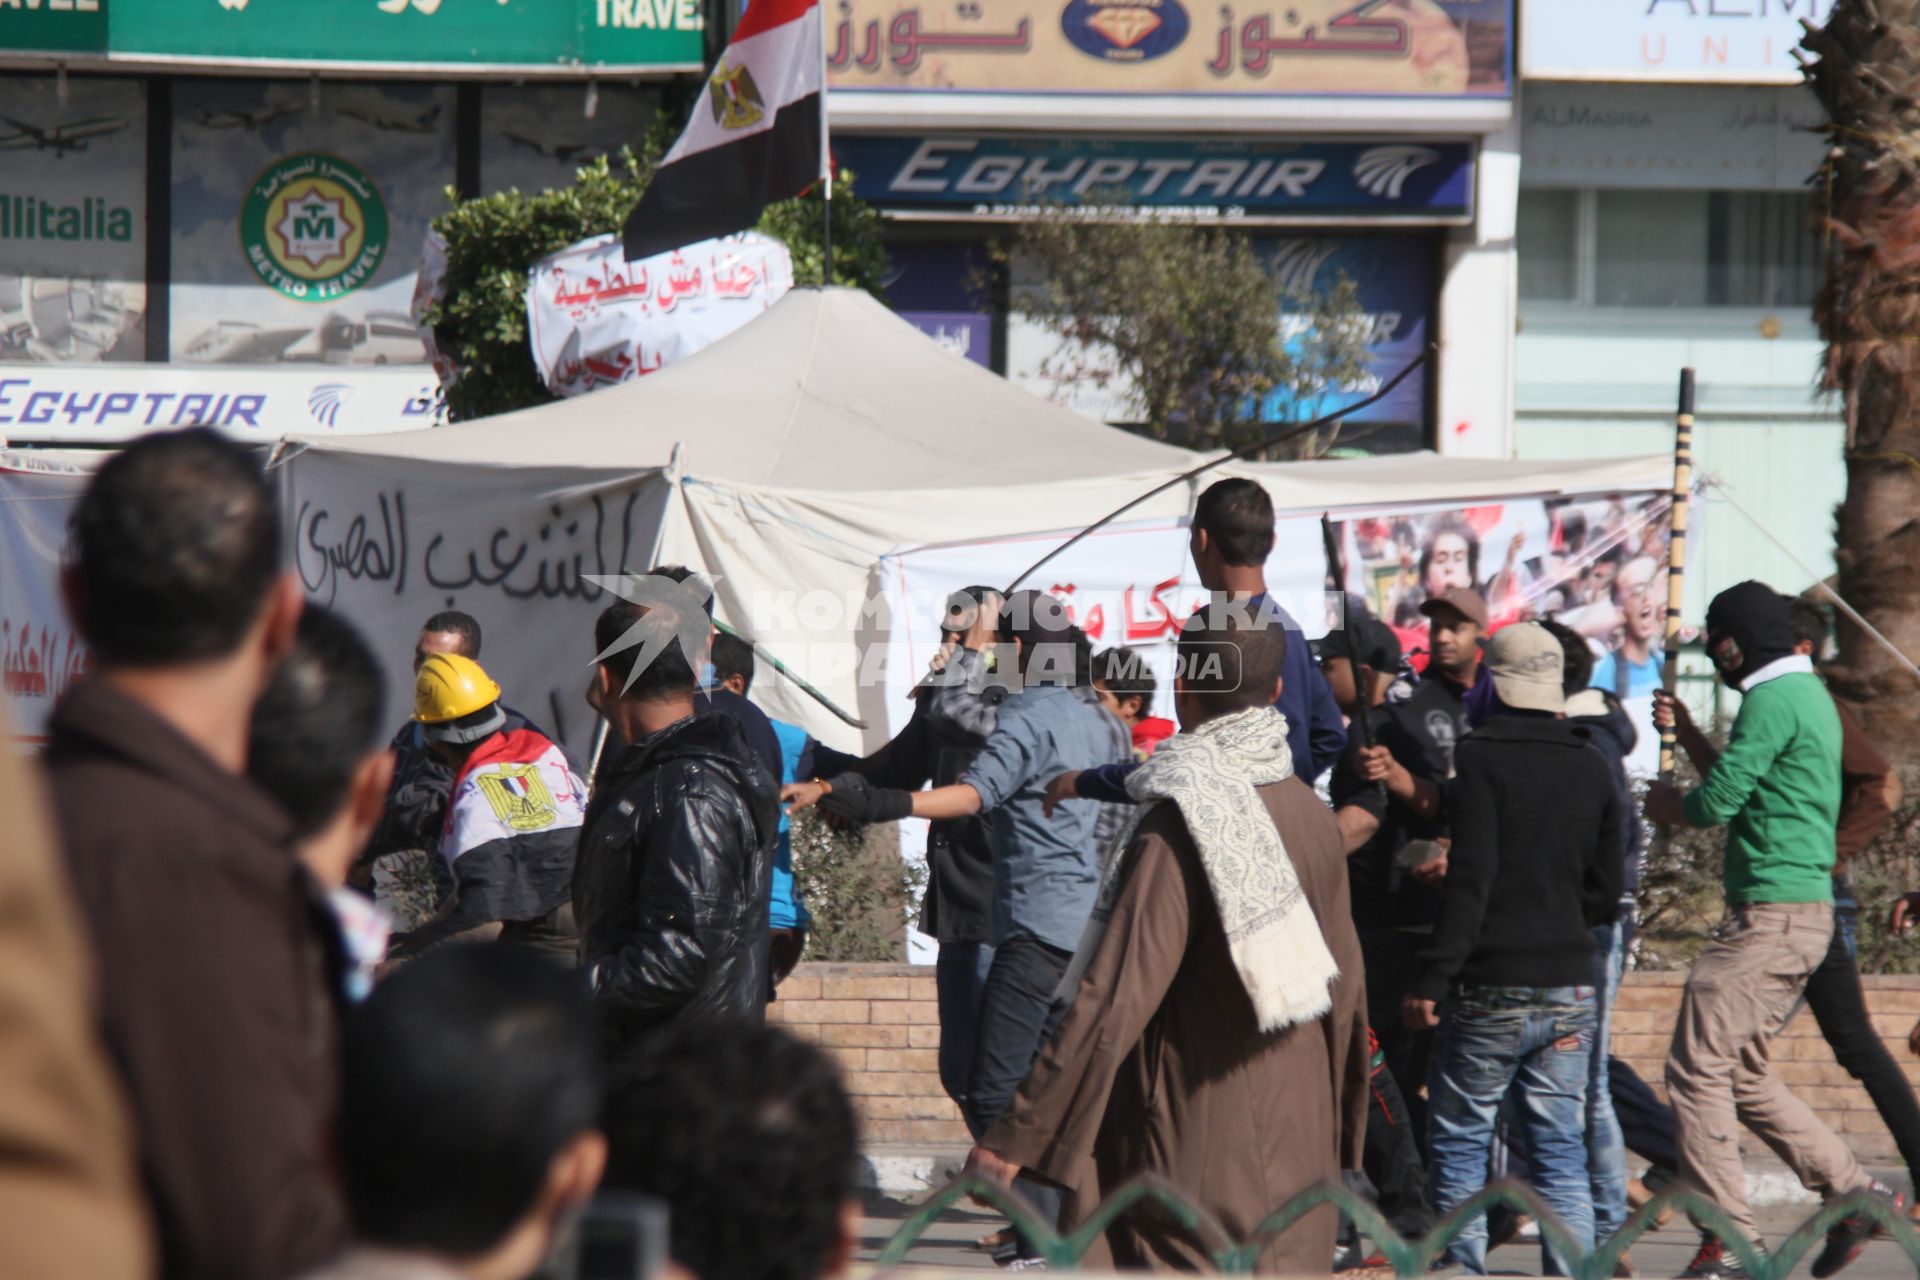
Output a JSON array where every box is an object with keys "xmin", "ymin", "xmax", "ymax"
[{"xmin": 622, "ymin": 0, "xmax": 825, "ymax": 262}]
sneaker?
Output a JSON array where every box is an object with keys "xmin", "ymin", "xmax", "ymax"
[
  {"xmin": 1811, "ymin": 1182, "xmax": 1906, "ymax": 1279},
  {"xmin": 1678, "ymin": 1237, "xmax": 1753, "ymax": 1280},
  {"xmin": 1005, "ymin": 1258, "xmax": 1048, "ymax": 1273}
]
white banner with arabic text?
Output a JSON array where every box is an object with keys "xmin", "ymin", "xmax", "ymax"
[{"xmin": 525, "ymin": 232, "xmax": 793, "ymax": 397}]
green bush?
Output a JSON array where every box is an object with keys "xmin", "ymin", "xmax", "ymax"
[{"xmin": 789, "ymin": 810, "xmax": 924, "ymax": 963}]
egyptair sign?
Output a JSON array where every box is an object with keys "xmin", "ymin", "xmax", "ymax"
[{"xmin": 836, "ymin": 135, "xmax": 1476, "ymax": 223}]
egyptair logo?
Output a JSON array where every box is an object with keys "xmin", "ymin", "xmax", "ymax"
[
  {"xmin": 308, "ymin": 382, "xmax": 353, "ymax": 428},
  {"xmin": 1353, "ymin": 145, "xmax": 1440, "ymax": 200},
  {"xmin": 709, "ymin": 62, "xmax": 767, "ymax": 131}
]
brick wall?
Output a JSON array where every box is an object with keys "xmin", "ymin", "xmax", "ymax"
[
  {"xmin": 769, "ymin": 963, "xmax": 970, "ymax": 1146},
  {"xmin": 775, "ymin": 964, "xmax": 1920, "ymax": 1160},
  {"xmin": 1612, "ymin": 972, "xmax": 1920, "ymax": 1165}
]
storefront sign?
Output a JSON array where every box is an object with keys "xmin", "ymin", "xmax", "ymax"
[
  {"xmin": 0, "ymin": 0, "xmax": 702, "ymax": 72},
  {"xmin": 826, "ymin": 0, "xmax": 1511, "ymax": 98},
  {"xmin": 903, "ymin": 311, "xmax": 989, "ymax": 366},
  {"xmin": 0, "ymin": 365, "xmax": 446, "ymax": 444},
  {"xmin": 839, "ymin": 136, "xmax": 1475, "ymax": 223},
  {"xmin": 241, "ymin": 153, "xmax": 390, "ymax": 302},
  {"xmin": 1524, "ymin": 0, "xmax": 1832, "ymax": 83},
  {"xmin": 1521, "ymin": 82, "xmax": 1823, "ymax": 190}
]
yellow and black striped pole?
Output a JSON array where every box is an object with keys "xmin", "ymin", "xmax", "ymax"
[{"xmin": 1658, "ymin": 367, "xmax": 1695, "ymax": 781}]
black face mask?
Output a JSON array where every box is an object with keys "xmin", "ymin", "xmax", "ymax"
[{"xmin": 1704, "ymin": 581, "xmax": 1794, "ymax": 689}]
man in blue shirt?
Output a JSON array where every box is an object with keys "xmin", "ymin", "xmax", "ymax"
[
  {"xmin": 1063, "ymin": 478, "xmax": 1347, "ymax": 806},
  {"xmin": 784, "ymin": 590, "xmax": 1130, "ymax": 1265}
]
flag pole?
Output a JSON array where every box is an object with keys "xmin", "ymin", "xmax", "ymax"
[
  {"xmin": 818, "ymin": 1, "xmax": 833, "ymax": 285},
  {"xmin": 1658, "ymin": 367, "xmax": 1695, "ymax": 782}
]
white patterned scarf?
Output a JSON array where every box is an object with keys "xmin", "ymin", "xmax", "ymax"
[{"xmin": 1056, "ymin": 705, "xmax": 1340, "ymax": 1033}]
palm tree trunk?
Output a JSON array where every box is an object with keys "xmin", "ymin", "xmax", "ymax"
[{"xmin": 1804, "ymin": 1, "xmax": 1920, "ymax": 761}]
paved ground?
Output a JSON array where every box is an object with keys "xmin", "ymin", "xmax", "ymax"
[{"xmin": 855, "ymin": 1197, "xmax": 1920, "ymax": 1277}]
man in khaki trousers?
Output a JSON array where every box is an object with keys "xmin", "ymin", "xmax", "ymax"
[{"xmin": 1645, "ymin": 584, "xmax": 1895, "ymax": 1280}]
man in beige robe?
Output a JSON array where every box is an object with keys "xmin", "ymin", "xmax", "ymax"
[{"xmin": 972, "ymin": 604, "xmax": 1370, "ymax": 1273}]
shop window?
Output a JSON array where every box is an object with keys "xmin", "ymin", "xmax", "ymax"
[
  {"xmin": 0, "ymin": 76, "xmax": 148, "ymax": 364},
  {"xmin": 168, "ymin": 79, "xmax": 455, "ymax": 365},
  {"xmin": 1517, "ymin": 190, "xmax": 1578, "ymax": 303},
  {"xmin": 1595, "ymin": 190, "xmax": 1711, "ymax": 307},
  {"xmin": 1522, "ymin": 187, "xmax": 1822, "ymax": 310}
]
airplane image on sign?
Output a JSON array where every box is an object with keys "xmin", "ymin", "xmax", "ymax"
[
  {"xmin": 501, "ymin": 129, "xmax": 594, "ymax": 163},
  {"xmin": 195, "ymin": 105, "xmax": 300, "ymax": 131},
  {"xmin": 0, "ymin": 117, "xmax": 131, "ymax": 156},
  {"xmin": 340, "ymin": 103, "xmax": 443, "ymax": 134}
]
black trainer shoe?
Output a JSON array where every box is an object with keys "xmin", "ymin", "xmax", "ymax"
[
  {"xmin": 1678, "ymin": 1236, "xmax": 1753, "ymax": 1280},
  {"xmin": 1811, "ymin": 1182, "xmax": 1907, "ymax": 1279}
]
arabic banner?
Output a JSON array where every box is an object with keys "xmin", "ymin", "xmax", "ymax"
[
  {"xmin": 525, "ymin": 232, "xmax": 794, "ymax": 397},
  {"xmin": 0, "ymin": 0, "xmax": 702, "ymax": 73},
  {"xmin": 0, "ymin": 451, "xmax": 95, "ymax": 749},
  {"xmin": 1524, "ymin": 0, "xmax": 1830, "ymax": 83},
  {"xmin": 826, "ymin": 0, "xmax": 1511, "ymax": 98},
  {"xmin": 0, "ymin": 75, "xmax": 147, "ymax": 364}
]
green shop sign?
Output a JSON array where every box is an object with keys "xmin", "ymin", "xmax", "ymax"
[{"xmin": 0, "ymin": 0, "xmax": 702, "ymax": 72}]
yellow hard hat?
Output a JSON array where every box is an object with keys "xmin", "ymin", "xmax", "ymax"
[{"xmin": 414, "ymin": 652, "xmax": 502, "ymax": 726}]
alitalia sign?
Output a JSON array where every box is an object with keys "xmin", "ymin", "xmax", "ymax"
[
  {"xmin": 0, "ymin": 193, "xmax": 131, "ymax": 242},
  {"xmin": 240, "ymin": 153, "xmax": 388, "ymax": 303}
]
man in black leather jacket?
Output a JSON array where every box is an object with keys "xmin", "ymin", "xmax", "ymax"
[{"xmin": 573, "ymin": 595, "xmax": 780, "ymax": 1057}]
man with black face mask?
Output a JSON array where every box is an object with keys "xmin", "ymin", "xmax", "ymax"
[{"xmin": 1645, "ymin": 582, "xmax": 1898, "ymax": 1280}]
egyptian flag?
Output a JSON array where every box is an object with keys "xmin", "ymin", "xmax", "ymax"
[
  {"xmin": 622, "ymin": 0, "xmax": 825, "ymax": 261},
  {"xmin": 435, "ymin": 728, "xmax": 588, "ymax": 931}
]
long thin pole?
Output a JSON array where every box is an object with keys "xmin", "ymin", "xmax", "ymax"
[
  {"xmin": 1001, "ymin": 344, "xmax": 1432, "ymax": 593},
  {"xmin": 1658, "ymin": 367, "xmax": 1695, "ymax": 781},
  {"xmin": 818, "ymin": 7, "xmax": 833, "ymax": 285}
]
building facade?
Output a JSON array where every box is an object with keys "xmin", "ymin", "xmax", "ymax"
[
  {"xmin": 826, "ymin": 0, "xmax": 1520, "ymax": 457},
  {"xmin": 1513, "ymin": 0, "xmax": 1842, "ymax": 610},
  {"xmin": 0, "ymin": 1, "xmax": 698, "ymax": 444}
]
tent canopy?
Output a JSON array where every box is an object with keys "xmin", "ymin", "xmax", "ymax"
[{"xmin": 285, "ymin": 286, "xmax": 1194, "ymax": 488}]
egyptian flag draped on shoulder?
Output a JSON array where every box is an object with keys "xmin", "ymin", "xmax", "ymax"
[
  {"xmin": 436, "ymin": 728, "xmax": 588, "ymax": 931},
  {"xmin": 622, "ymin": 0, "xmax": 824, "ymax": 261}
]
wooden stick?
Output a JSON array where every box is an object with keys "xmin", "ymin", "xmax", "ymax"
[{"xmin": 1658, "ymin": 368, "xmax": 1695, "ymax": 782}]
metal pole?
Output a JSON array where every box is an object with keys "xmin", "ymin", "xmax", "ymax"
[
  {"xmin": 1658, "ymin": 367, "xmax": 1695, "ymax": 782},
  {"xmin": 818, "ymin": 14, "xmax": 833, "ymax": 286}
]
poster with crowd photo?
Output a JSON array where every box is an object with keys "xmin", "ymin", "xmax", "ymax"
[
  {"xmin": 0, "ymin": 76, "xmax": 147, "ymax": 365},
  {"xmin": 170, "ymin": 79, "xmax": 455, "ymax": 365},
  {"xmin": 1330, "ymin": 492, "xmax": 1675, "ymax": 773}
]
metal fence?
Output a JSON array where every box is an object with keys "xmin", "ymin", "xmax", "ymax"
[{"xmin": 877, "ymin": 1176, "xmax": 1920, "ymax": 1279}]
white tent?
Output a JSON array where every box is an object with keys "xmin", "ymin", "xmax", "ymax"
[{"xmin": 276, "ymin": 287, "xmax": 1670, "ymax": 760}]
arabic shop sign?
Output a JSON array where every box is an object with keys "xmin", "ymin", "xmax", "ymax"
[
  {"xmin": 837, "ymin": 135, "xmax": 1475, "ymax": 223},
  {"xmin": 0, "ymin": 0, "xmax": 702, "ymax": 72},
  {"xmin": 1524, "ymin": 0, "xmax": 1832, "ymax": 84},
  {"xmin": 241, "ymin": 153, "xmax": 389, "ymax": 303},
  {"xmin": 827, "ymin": 0, "xmax": 1511, "ymax": 98}
]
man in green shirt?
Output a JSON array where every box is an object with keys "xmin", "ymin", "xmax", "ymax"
[{"xmin": 1645, "ymin": 582, "xmax": 1898, "ymax": 1279}]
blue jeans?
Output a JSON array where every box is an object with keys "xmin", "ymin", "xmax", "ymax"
[
  {"xmin": 1588, "ymin": 924, "xmax": 1629, "ymax": 1241},
  {"xmin": 935, "ymin": 940, "xmax": 995, "ymax": 1112},
  {"xmin": 1429, "ymin": 985, "xmax": 1597, "ymax": 1275}
]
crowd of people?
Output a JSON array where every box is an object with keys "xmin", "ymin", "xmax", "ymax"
[{"xmin": 0, "ymin": 428, "xmax": 1916, "ymax": 1280}]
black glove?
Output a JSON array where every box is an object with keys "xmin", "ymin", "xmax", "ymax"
[{"xmin": 819, "ymin": 774, "xmax": 914, "ymax": 825}]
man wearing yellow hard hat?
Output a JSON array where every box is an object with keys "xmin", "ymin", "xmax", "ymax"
[{"xmin": 393, "ymin": 650, "xmax": 587, "ymax": 958}]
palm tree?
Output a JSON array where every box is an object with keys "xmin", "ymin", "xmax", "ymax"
[{"xmin": 1803, "ymin": 2, "xmax": 1920, "ymax": 759}]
